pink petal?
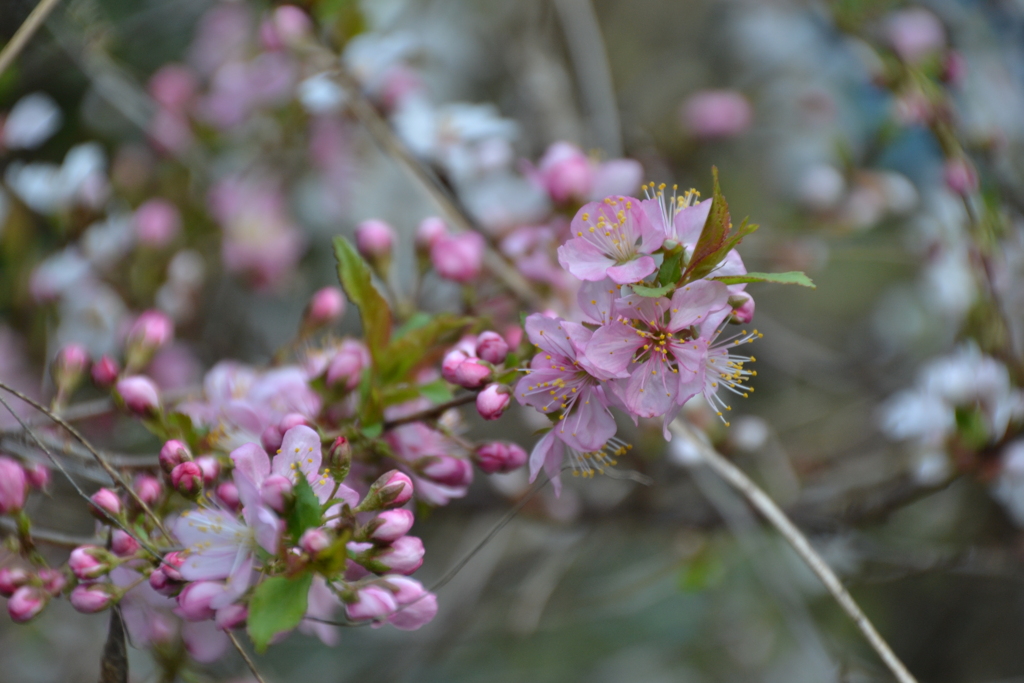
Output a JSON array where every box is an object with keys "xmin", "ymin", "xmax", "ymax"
[
  {"xmin": 557, "ymin": 238, "xmax": 617, "ymax": 281},
  {"xmin": 273, "ymin": 424, "xmax": 322, "ymax": 480},
  {"xmin": 674, "ymin": 198, "xmax": 712, "ymax": 244},
  {"xmin": 584, "ymin": 321, "xmax": 644, "ymax": 379},
  {"xmin": 524, "ymin": 314, "xmax": 576, "ymax": 359},
  {"xmin": 667, "ymin": 280, "xmax": 730, "ymax": 332},
  {"xmin": 229, "ymin": 442, "xmax": 270, "ymax": 485},
  {"xmin": 623, "ymin": 357, "xmax": 678, "ymax": 418},
  {"xmin": 577, "ymin": 278, "xmax": 621, "ymax": 325},
  {"xmin": 556, "ymin": 387, "xmax": 617, "ymax": 452},
  {"xmin": 182, "ymin": 620, "xmax": 229, "ymax": 663},
  {"xmin": 606, "ymin": 256, "xmax": 657, "ymax": 285}
]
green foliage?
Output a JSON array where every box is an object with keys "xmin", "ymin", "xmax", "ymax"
[
  {"xmin": 286, "ymin": 476, "xmax": 323, "ymax": 541},
  {"xmin": 682, "ymin": 168, "xmax": 759, "ymax": 283},
  {"xmin": 713, "ymin": 271, "xmax": 816, "ymax": 288},
  {"xmin": 631, "ymin": 283, "xmax": 676, "ymax": 298},
  {"xmin": 379, "ymin": 313, "xmax": 471, "ymax": 383},
  {"xmin": 419, "ymin": 379, "xmax": 454, "ymax": 404},
  {"xmin": 247, "ymin": 573, "xmax": 314, "ymax": 653},
  {"xmin": 333, "ymin": 236, "xmax": 392, "ymax": 369},
  {"xmin": 657, "ymin": 249, "xmax": 684, "ymax": 287},
  {"xmin": 955, "ymin": 406, "xmax": 989, "ymax": 450}
]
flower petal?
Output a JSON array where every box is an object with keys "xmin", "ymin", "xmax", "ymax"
[
  {"xmin": 667, "ymin": 279, "xmax": 729, "ymax": 332},
  {"xmin": 606, "ymin": 256, "xmax": 657, "ymax": 285},
  {"xmin": 557, "ymin": 237, "xmax": 617, "ymax": 281}
]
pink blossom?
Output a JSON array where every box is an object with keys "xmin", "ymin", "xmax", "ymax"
[
  {"xmin": 134, "ymin": 199, "xmax": 182, "ymax": 247},
  {"xmin": 299, "ymin": 528, "xmax": 331, "ymax": 556},
  {"xmin": 367, "ymin": 509, "xmax": 415, "ymax": 543},
  {"xmin": 195, "ymin": 455, "xmax": 221, "ymax": 484},
  {"xmin": 160, "ymin": 439, "xmax": 191, "ymax": 473},
  {"xmin": 8, "ymin": 586, "xmax": 47, "ymax": 622},
  {"xmin": 148, "ymin": 64, "xmax": 198, "ymax": 112},
  {"xmin": 70, "ymin": 584, "xmax": 114, "ymax": 613},
  {"xmin": 0, "ymin": 457, "xmax": 27, "ymax": 513},
  {"xmin": 680, "ymin": 90, "xmax": 753, "ymax": 139},
  {"xmin": 536, "ymin": 141, "xmax": 594, "ymax": 203},
  {"xmin": 416, "ymin": 217, "xmax": 447, "ymax": 251},
  {"xmin": 116, "ymin": 375, "xmax": 161, "ymax": 415},
  {"xmin": 171, "ymin": 462, "xmax": 204, "ymax": 495},
  {"xmin": 886, "ymin": 8, "xmax": 945, "ymax": 64},
  {"xmin": 476, "ymin": 384, "xmax": 510, "ymax": 420},
  {"xmin": 641, "ymin": 184, "xmax": 712, "ymax": 245},
  {"xmin": 215, "ymin": 602, "xmax": 248, "ymax": 630},
  {"xmin": 259, "ymin": 474, "xmax": 293, "ymax": 512},
  {"xmin": 431, "ymin": 232, "xmax": 485, "ymax": 283},
  {"xmin": 175, "ymin": 580, "xmax": 222, "ymax": 621},
  {"xmin": 383, "ymin": 576, "xmax": 437, "ymax": 630},
  {"xmin": 111, "ymin": 530, "xmax": 140, "ymax": 557},
  {"xmin": 216, "ymin": 481, "xmax": 240, "ymax": 510},
  {"xmin": 558, "ymin": 195, "xmax": 664, "ymax": 284},
  {"xmin": 417, "ymin": 455, "xmax": 473, "ymax": 487},
  {"xmin": 127, "ymin": 310, "xmax": 174, "ymax": 356},
  {"xmin": 355, "ymin": 219, "xmax": 395, "ymax": 261},
  {"xmin": 473, "ymin": 441, "xmax": 528, "ymax": 474},
  {"xmin": 475, "ymin": 331, "xmax": 508, "ymax": 365},
  {"xmin": 305, "ymin": 286, "xmax": 345, "ymax": 327},
  {"xmin": 90, "ymin": 487, "xmax": 122, "ymax": 518},
  {"xmin": 91, "ymin": 355, "xmax": 120, "ymax": 387},
  {"xmin": 326, "ymin": 339, "xmax": 370, "ymax": 390},
  {"xmin": 24, "ymin": 463, "xmax": 49, "ymax": 490},
  {"xmin": 0, "ymin": 568, "xmax": 28, "ymax": 597},
  {"xmin": 134, "ymin": 474, "xmax": 163, "ymax": 506},
  {"xmin": 346, "ymin": 585, "xmax": 397, "ymax": 622}
]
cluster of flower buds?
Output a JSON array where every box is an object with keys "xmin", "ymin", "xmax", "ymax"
[{"xmin": 0, "ymin": 566, "xmax": 66, "ymax": 622}]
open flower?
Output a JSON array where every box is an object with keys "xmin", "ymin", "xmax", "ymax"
[{"xmin": 557, "ymin": 195, "xmax": 664, "ymax": 284}]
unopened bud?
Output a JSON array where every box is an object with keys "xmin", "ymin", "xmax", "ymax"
[
  {"xmin": 125, "ymin": 310, "xmax": 174, "ymax": 370},
  {"xmin": 944, "ymin": 157, "xmax": 978, "ymax": 195},
  {"xmin": 357, "ymin": 535, "xmax": 425, "ymax": 575},
  {"xmin": 175, "ymin": 581, "xmax": 220, "ymax": 622},
  {"xmin": 304, "ymin": 286, "xmax": 345, "ymax": 329},
  {"xmin": 355, "ymin": 219, "xmax": 395, "ymax": 272},
  {"xmin": 171, "ymin": 462, "xmax": 203, "ymax": 497},
  {"xmin": 52, "ymin": 344, "xmax": 89, "ymax": 401},
  {"xmin": 357, "ymin": 470, "xmax": 414, "ymax": 512},
  {"xmin": 24, "ymin": 463, "xmax": 50, "ymax": 490},
  {"xmin": 417, "ymin": 455, "xmax": 472, "ymax": 487},
  {"xmin": 327, "ymin": 436, "xmax": 351, "ymax": 475},
  {"xmin": 111, "ymin": 530, "xmax": 140, "ymax": 557},
  {"xmin": 115, "ymin": 375, "xmax": 161, "ymax": 416},
  {"xmin": 133, "ymin": 474, "xmax": 163, "ymax": 507},
  {"xmin": 728, "ymin": 292, "xmax": 755, "ymax": 325},
  {"xmin": 91, "ymin": 355, "xmax": 120, "ymax": 387},
  {"xmin": 0, "ymin": 568, "xmax": 29, "ymax": 597},
  {"xmin": 161, "ymin": 552, "xmax": 186, "ymax": 582},
  {"xmin": 475, "ymin": 331, "xmax": 509, "ymax": 365},
  {"xmin": 159, "ymin": 439, "xmax": 191, "ymax": 473},
  {"xmin": 431, "ymin": 232, "xmax": 484, "ymax": 284},
  {"xmin": 215, "ymin": 603, "xmax": 248, "ymax": 630},
  {"xmin": 473, "ymin": 441, "xmax": 528, "ymax": 474},
  {"xmin": 366, "ymin": 509, "xmax": 415, "ymax": 543},
  {"xmin": 453, "ymin": 357, "xmax": 492, "ymax": 389},
  {"xmin": 476, "ymin": 384, "xmax": 510, "ymax": 421},
  {"xmin": 345, "ymin": 585, "xmax": 397, "ymax": 621},
  {"xmin": 299, "ymin": 528, "xmax": 331, "ymax": 556},
  {"xmin": 69, "ymin": 546, "xmax": 113, "ymax": 580},
  {"xmin": 8, "ymin": 586, "xmax": 47, "ymax": 623},
  {"xmin": 326, "ymin": 341, "xmax": 370, "ymax": 391},
  {"xmin": 195, "ymin": 455, "xmax": 221, "ymax": 484},
  {"xmin": 216, "ymin": 481, "xmax": 240, "ymax": 510},
  {"xmin": 133, "ymin": 199, "xmax": 181, "ymax": 248},
  {"xmin": 415, "ymin": 217, "xmax": 448, "ymax": 252},
  {"xmin": 0, "ymin": 457, "xmax": 27, "ymax": 514},
  {"xmin": 260, "ymin": 475, "xmax": 294, "ymax": 513},
  {"xmin": 70, "ymin": 583, "xmax": 115, "ymax": 613},
  {"xmin": 37, "ymin": 568, "xmax": 65, "ymax": 596},
  {"xmin": 89, "ymin": 488, "xmax": 122, "ymax": 519},
  {"xmin": 261, "ymin": 424, "xmax": 284, "ymax": 453},
  {"xmin": 279, "ymin": 413, "xmax": 311, "ymax": 432}
]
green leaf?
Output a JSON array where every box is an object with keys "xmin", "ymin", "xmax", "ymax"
[
  {"xmin": 361, "ymin": 423, "xmax": 383, "ymax": 439},
  {"xmin": 419, "ymin": 379, "xmax": 454, "ymax": 404},
  {"xmin": 682, "ymin": 167, "xmax": 731, "ymax": 281},
  {"xmin": 657, "ymin": 250, "xmax": 684, "ymax": 287},
  {"xmin": 286, "ymin": 477, "xmax": 322, "ymax": 541},
  {"xmin": 955, "ymin": 407, "xmax": 989, "ymax": 450},
  {"xmin": 394, "ymin": 312, "xmax": 432, "ymax": 338},
  {"xmin": 379, "ymin": 314, "xmax": 471, "ymax": 382},
  {"xmin": 678, "ymin": 553, "xmax": 724, "ymax": 592},
  {"xmin": 247, "ymin": 573, "xmax": 314, "ymax": 653},
  {"xmin": 631, "ymin": 283, "xmax": 676, "ymax": 298},
  {"xmin": 357, "ymin": 366, "xmax": 383, "ymax": 427},
  {"xmin": 713, "ymin": 271, "xmax": 816, "ymax": 288},
  {"xmin": 333, "ymin": 236, "xmax": 392, "ymax": 369}
]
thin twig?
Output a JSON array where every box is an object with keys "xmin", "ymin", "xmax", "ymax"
[
  {"xmin": 0, "ymin": 0, "xmax": 64, "ymax": 78},
  {"xmin": 0, "ymin": 517, "xmax": 97, "ymax": 548},
  {"xmin": 670, "ymin": 420, "xmax": 919, "ymax": 683},
  {"xmin": 0, "ymin": 381, "xmax": 168, "ymax": 536},
  {"xmin": 228, "ymin": 631, "xmax": 268, "ymax": 683},
  {"xmin": 382, "ymin": 392, "xmax": 479, "ymax": 430}
]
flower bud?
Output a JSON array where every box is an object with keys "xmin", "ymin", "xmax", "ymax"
[
  {"xmin": 299, "ymin": 528, "xmax": 331, "ymax": 556},
  {"xmin": 0, "ymin": 457, "xmax": 27, "ymax": 514},
  {"xmin": 159, "ymin": 439, "xmax": 191, "ymax": 473},
  {"xmin": 171, "ymin": 462, "xmax": 203, "ymax": 497},
  {"xmin": 345, "ymin": 585, "xmax": 397, "ymax": 622},
  {"xmin": 89, "ymin": 488, "xmax": 122, "ymax": 519},
  {"xmin": 161, "ymin": 552, "xmax": 186, "ymax": 582},
  {"xmin": 680, "ymin": 89, "xmax": 753, "ymax": 139},
  {"xmin": 327, "ymin": 436, "xmax": 352, "ymax": 480},
  {"xmin": 944, "ymin": 157, "xmax": 978, "ymax": 195},
  {"xmin": 91, "ymin": 355, "xmax": 120, "ymax": 387},
  {"xmin": 537, "ymin": 142, "xmax": 594, "ymax": 203},
  {"xmin": 476, "ymin": 384, "xmax": 510, "ymax": 421},
  {"xmin": 728, "ymin": 292, "xmax": 756, "ymax": 325},
  {"xmin": 431, "ymin": 232, "xmax": 484, "ymax": 284},
  {"xmin": 215, "ymin": 603, "xmax": 248, "ymax": 630},
  {"xmin": 371, "ymin": 536, "xmax": 425, "ymax": 575},
  {"xmin": 69, "ymin": 545, "xmax": 114, "ymax": 580},
  {"xmin": 384, "ymin": 576, "xmax": 438, "ymax": 631},
  {"xmin": 355, "ymin": 219, "xmax": 395, "ymax": 270},
  {"xmin": 260, "ymin": 475, "xmax": 294, "ymax": 513},
  {"xmin": 0, "ymin": 568, "xmax": 29, "ymax": 597},
  {"xmin": 148, "ymin": 567, "xmax": 180, "ymax": 596},
  {"xmin": 134, "ymin": 474, "xmax": 163, "ymax": 507},
  {"xmin": 8, "ymin": 586, "xmax": 47, "ymax": 623},
  {"xmin": 37, "ymin": 568, "xmax": 66, "ymax": 596},
  {"xmin": 175, "ymin": 581, "xmax": 220, "ymax": 621},
  {"xmin": 357, "ymin": 470, "xmax": 414, "ymax": 512},
  {"xmin": 116, "ymin": 375, "xmax": 161, "ymax": 416},
  {"xmin": 216, "ymin": 481, "xmax": 240, "ymax": 510},
  {"xmin": 326, "ymin": 341, "xmax": 370, "ymax": 391},
  {"xmin": 453, "ymin": 358, "xmax": 492, "ymax": 389},
  {"xmin": 133, "ymin": 199, "xmax": 181, "ymax": 248},
  {"xmin": 475, "ymin": 331, "xmax": 509, "ymax": 365},
  {"xmin": 70, "ymin": 583, "xmax": 114, "ymax": 613},
  {"xmin": 52, "ymin": 344, "xmax": 89, "ymax": 401},
  {"xmin": 111, "ymin": 530, "xmax": 140, "ymax": 557},
  {"xmin": 195, "ymin": 455, "xmax": 221, "ymax": 485},
  {"xmin": 365, "ymin": 509, "xmax": 415, "ymax": 544},
  {"xmin": 441, "ymin": 350, "xmax": 469, "ymax": 384},
  {"xmin": 473, "ymin": 441, "xmax": 528, "ymax": 474},
  {"xmin": 418, "ymin": 455, "xmax": 472, "ymax": 487},
  {"xmin": 24, "ymin": 463, "xmax": 50, "ymax": 490},
  {"xmin": 261, "ymin": 424, "xmax": 284, "ymax": 453},
  {"xmin": 415, "ymin": 217, "xmax": 448, "ymax": 252},
  {"xmin": 304, "ymin": 287, "xmax": 345, "ymax": 329},
  {"xmin": 278, "ymin": 413, "xmax": 311, "ymax": 432},
  {"xmin": 125, "ymin": 311, "xmax": 174, "ymax": 369}
]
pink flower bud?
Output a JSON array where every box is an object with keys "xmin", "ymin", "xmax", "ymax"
[
  {"xmin": 537, "ymin": 142, "xmax": 594, "ymax": 203},
  {"xmin": 91, "ymin": 355, "xmax": 120, "ymax": 387},
  {"xmin": 133, "ymin": 474, "xmax": 163, "ymax": 506},
  {"xmin": 430, "ymin": 232, "xmax": 485, "ymax": 284},
  {"xmin": 358, "ymin": 470, "xmax": 413, "ymax": 512},
  {"xmin": 476, "ymin": 384, "xmax": 510, "ymax": 421},
  {"xmin": 885, "ymin": 8, "xmax": 945, "ymax": 64},
  {"xmin": 475, "ymin": 331, "xmax": 509, "ymax": 365},
  {"xmin": 175, "ymin": 581, "xmax": 220, "ymax": 621},
  {"xmin": 345, "ymin": 585, "xmax": 397, "ymax": 621},
  {"xmin": 375, "ymin": 535, "xmax": 425, "ymax": 575},
  {"xmin": 161, "ymin": 552, "xmax": 186, "ymax": 582},
  {"xmin": 116, "ymin": 375, "xmax": 161, "ymax": 415},
  {"xmin": 453, "ymin": 358, "xmax": 492, "ymax": 389},
  {"xmin": 368, "ymin": 509, "xmax": 415, "ymax": 543},
  {"xmin": 148, "ymin": 567, "xmax": 179, "ymax": 596},
  {"xmin": 37, "ymin": 568, "xmax": 65, "ymax": 596},
  {"xmin": 24, "ymin": 463, "xmax": 50, "ymax": 490},
  {"xmin": 305, "ymin": 287, "xmax": 345, "ymax": 330},
  {"xmin": 504, "ymin": 325, "xmax": 523, "ymax": 349},
  {"xmin": 69, "ymin": 546, "xmax": 112, "ymax": 580},
  {"xmin": 126, "ymin": 311, "xmax": 174, "ymax": 368},
  {"xmin": 279, "ymin": 413, "xmax": 311, "ymax": 432},
  {"xmin": 8, "ymin": 586, "xmax": 47, "ymax": 623},
  {"xmin": 133, "ymin": 199, "xmax": 181, "ymax": 248},
  {"xmin": 148, "ymin": 64, "xmax": 197, "ymax": 112},
  {"xmin": 0, "ymin": 568, "xmax": 29, "ymax": 597},
  {"xmin": 216, "ymin": 481, "xmax": 240, "ymax": 510},
  {"xmin": 215, "ymin": 603, "xmax": 248, "ymax": 630},
  {"xmin": 260, "ymin": 475, "xmax": 294, "ymax": 513},
  {"xmin": 299, "ymin": 528, "xmax": 331, "ymax": 556},
  {"xmin": 473, "ymin": 441, "xmax": 528, "ymax": 474},
  {"xmin": 159, "ymin": 439, "xmax": 191, "ymax": 473},
  {"xmin": 415, "ymin": 217, "xmax": 448, "ymax": 251},
  {"xmin": 261, "ymin": 424, "xmax": 284, "ymax": 453},
  {"xmin": 942, "ymin": 51, "xmax": 966, "ymax": 85},
  {"xmin": 52, "ymin": 344, "xmax": 89, "ymax": 398},
  {"xmin": 383, "ymin": 576, "xmax": 438, "ymax": 630},
  {"xmin": 111, "ymin": 530, "xmax": 140, "ymax": 557},
  {"xmin": 944, "ymin": 157, "xmax": 978, "ymax": 195},
  {"xmin": 728, "ymin": 292, "xmax": 756, "ymax": 324},
  {"xmin": 70, "ymin": 584, "xmax": 114, "ymax": 613},
  {"xmin": 328, "ymin": 436, "xmax": 351, "ymax": 468},
  {"xmin": 195, "ymin": 456, "xmax": 221, "ymax": 484},
  {"xmin": 326, "ymin": 341, "xmax": 370, "ymax": 390},
  {"xmin": 355, "ymin": 219, "xmax": 396, "ymax": 261},
  {"xmin": 0, "ymin": 457, "xmax": 27, "ymax": 514},
  {"xmin": 418, "ymin": 455, "xmax": 473, "ymax": 487},
  {"xmin": 171, "ymin": 462, "xmax": 203, "ymax": 496},
  {"xmin": 680, "ymin": 89, "xmax": 753, "ymax": 140},
  {"xmin": 441, "ymin": 350, "xmax": 469, "ymax": 384},
  {"xmin": 89, "ymin": 487, "xmax": 122, "ymax": 519}
]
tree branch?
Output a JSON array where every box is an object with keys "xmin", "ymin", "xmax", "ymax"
[
  {"xmin": 382, "ymin": 392, "xmax": 480, "ymax": 430},
  {"xmin": 0, "ymin": 0, "xmax": 63, "ymax": 78}
]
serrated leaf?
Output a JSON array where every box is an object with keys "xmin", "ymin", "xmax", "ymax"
[
  {"xmin": 333, "ymin": 236, "xmax": 391, "ymax": 369},
  {"xmin": 631, "ymin": 283, "xmax": 675, "ymax": 298},
  {"xmin": 657, "ymin": 250, "xmax": 684, "ymax": 287},
  {"xmin": 286, "ymin": 476, "xmax": 322, "ymax": 540},
  {"xmin": 419, "ymin": 379, "xmax": 454, "ymax": 404},
  {"xmin": 380, "ymin": 314, "xmax": 471, "ymax": 382},
  {"xmin": 247, "ymin": 573, "xmax": 314, "ymax": 653},
  {"xmin": 713, "ymin": 271, "xmax": 816, "ymax": 288},
  {"xmin": 683, "ymin": 167, "xmax": 731, "ymax": 281}
]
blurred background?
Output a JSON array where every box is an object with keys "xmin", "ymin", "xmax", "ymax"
[{"xmin": 2, "ymin": 0, "xmax": 1024, "ymax": 681}]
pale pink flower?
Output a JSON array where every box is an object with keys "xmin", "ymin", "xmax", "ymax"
[
  {"xmin": 680, "ymin": 90, "xmax": 753, "ymax": 139},
  {"xmin": 431, "ymin": 232, "xmax": 485, "ymax": 283},
  {"xmin": 382, "ymin": 576, "xmax": 437, "ymax": 630},
  {"xmin": 558, "ymin": 195, "xmax": 663, "ymax": 284}
]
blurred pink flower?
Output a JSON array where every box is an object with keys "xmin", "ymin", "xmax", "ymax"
[{"xmin": 680, "ymin": 89, "xmax": 753, "ymax": 139}]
